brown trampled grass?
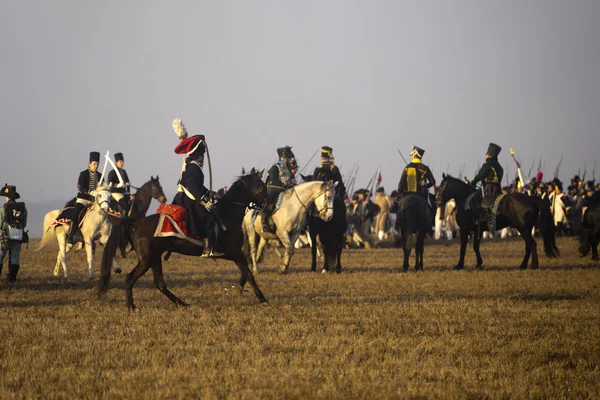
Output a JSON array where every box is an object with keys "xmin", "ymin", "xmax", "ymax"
[{"xmin": 0, "ymin": 237, "xmax": 599, "ymax": 399}]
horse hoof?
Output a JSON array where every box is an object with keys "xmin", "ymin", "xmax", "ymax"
[
  {"xmin": 519, "ymin": 264, "xmax": 527, "ymax": 270},
  {"xmin": 237, "ymin": 285, "xmax": 244, "ymax": 295},
  {"xmin": 114, "ymin": 267, "xmax": 122, "ymax": 274},
  {"xmin": 259, "ymin": 297, "xmax": 269, "ymax": 304},
  {"xmin": 453, "ymin": 265, "xmax": 464, "ymax": 270},
  {"xmin": 475, "ymin": 265, "xmax": 483, "ymax": 270},
  {"xmin": 278, "ymin": 266, "xmax": 288, "ymax": 275},
  {"xmin": 321, "ymin": 269, "xmax": 328, "ymax": 274}
]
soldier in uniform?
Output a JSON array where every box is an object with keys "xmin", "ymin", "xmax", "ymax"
[
  {"xmin": 1, "ymin": 184, "xmax": 27, "ymax": 283},
  {"xmin": 471, "ymin": 142, "xmax": 504, "ymax": 223},
  {"xmin": 313, "ymin": 146, "xmax": 346, "ymax": 198},
  {"xmin": 107, "ymin": 152, "xmax": 131, "ymax": 217},
  {"xmin": 397, "ymin": 145, "xmax": 436, "ymax": 232},
  {"xmin": 262, "ymin": 146, "xmax": 297, "ymax": 233},
  {"xmin": 67, "ymin": 151, "xmax": 101, "ymax": 244},
  {"xmin": 173, "ymin": 132, "xmax": 222, "ymax": 258}
]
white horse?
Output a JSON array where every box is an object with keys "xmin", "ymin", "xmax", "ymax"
[
  {"xmin": 244, "ymin": 180, "xmax": 336, "ymax": 274},
  {"xmin": 37, "ymin": 184, "xmax": 119, "ymax": 279}
]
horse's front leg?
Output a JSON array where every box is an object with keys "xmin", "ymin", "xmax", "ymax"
[
  {"xmin": 278, "ymin": 232, "xmax": 296, "ymax": 274},
  {"xmin": 455, "ymin": 230, "xmax": 469, "ymax": 270},
  {"xmin": 309, "ymin": 229, "xmax": 318, "ymax": 272},
  {"xmin": 55, "ymin": 231, "xmax": 70, "ymax": 278},
  {"xmin": 84, "ymin": 238, "xmax": 94, "ymax": 279},
  {"xmin": 255, "ymin": 237, "xmax": 268, "ymax": 274},
  {"xmin": 519, "ymin": 229, "xmax": 534, "ymax": 269},
  {"xmin": 473, "ymin": 227, "xmax": 484, "ymax": 270}
]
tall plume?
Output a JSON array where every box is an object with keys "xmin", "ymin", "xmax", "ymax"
[{"xmin": 172, "ymin": 118, "xmax": 188, "ymax": 139}]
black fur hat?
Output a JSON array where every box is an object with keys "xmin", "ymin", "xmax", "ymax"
[
  {"xmin": 486, "ymin": 143, "xmax": 502, "ymax": 157},
  {"xmin": 89, "ymin": 151, "xmax": 100, "ymax": 163},
  {"xmin": 114, "ymin": 153, "xmax": 124, "ymax": 162}
]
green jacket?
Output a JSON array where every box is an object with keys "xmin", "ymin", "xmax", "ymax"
[{"xmin": 472, "ymin": 156, "xmax": 503, "ymax": 187}]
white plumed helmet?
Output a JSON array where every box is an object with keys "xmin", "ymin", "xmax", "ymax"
[{"xmin": 172, "ymin": 118, "xmax": 188, "ymax": 140}]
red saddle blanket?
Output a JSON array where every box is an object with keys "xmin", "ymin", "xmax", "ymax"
[{"xmin": 156, "ymin": 204, "xmax": 190, "ymax": 236}]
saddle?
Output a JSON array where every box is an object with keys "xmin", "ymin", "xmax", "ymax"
[
  {"xmin": 272, "ymin": 192, "xmax": 285, "ymax": 216},
  {"xmin": 52, "ymin": 207, "xmax": 89, "ymax": 228},
  {"xmin": 154, "ymin": 203, "xmax": 203, "ymax": 246}
]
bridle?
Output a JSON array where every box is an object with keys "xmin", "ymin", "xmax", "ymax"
[
  {"xmin": 230, "ymin": 177, "xmax": 269, "ymax": 212},
  {"xmin": 90, "ymin": 187, "xmax": 111, "ymax": 213},
  {"xmin": 293, "ymin": 184, "xmax": 334, "ymax": 219}
]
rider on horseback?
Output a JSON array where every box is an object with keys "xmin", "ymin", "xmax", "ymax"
[
  {"xmin": 313, "ymin": 146, "xmax": 346, "ymax": 198},
  {"xmin": 471, "ymin": 142, "xmax": 504, "ymax": 224},
  {"xmin": 107, "ymin": 152, "xmax": 131, "ymax": 217},
  {"xmin": 172, "ymin": 119, "xmax": 221, "ymax": 258},
  {"xmin": 397, "ymin": 145, "xmax": 436, "ymax": 233},
  {"xmin": 67, "ymin": 151, "xmax": 101, "ymax": 244},
  {"xmin": 262, "ymin": 146, "xmax": 297, "ymax": 233}
]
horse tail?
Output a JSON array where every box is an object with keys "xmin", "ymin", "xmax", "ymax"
[
  {"xmin": 98, "ymin": 218, "xmax": 130, "ymax": 295},
  {"xmin": 537, "ymin": 198, "xmax": 560, "ymax": 258},
  {"xmin": 36, "ymin": 211, "xmax": 59, "ymax": 251}
]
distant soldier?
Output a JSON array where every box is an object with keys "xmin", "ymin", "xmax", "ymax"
[
  {"xmin": 397, "ymin": 145, "xmax": 436, "ymax": 232},
  {"xmin": 1, "ymin": 184, "xmax": 28, "ymax": 283},
  {"xmin": 313, "ymin": 146, "xmax": 346, "ymax": 198},
  {"xmin": 471, "ymin": 143, "xmax": 504, "ymax": 223},
  {"xmin": 374, "ymin": 187, "xmax": 391, "ymax": 240},
  {"xmin": 262, "ymin": 146, "xmax": 297, "ymax": 233},
  {"xmin": 67, "ymin": 151, "xmax": 101, "ymax": 244},
  {"xmin": 107, "ymin": 152, "xmax": 131, "ymax": 217}
]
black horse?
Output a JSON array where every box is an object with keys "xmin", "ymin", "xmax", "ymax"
[
  {"xmin": 98, "ymin": 169, "xmax": 270, "ymax": 310},
  {"xmin": 436, "ymin": 174, "xmax": 559, "ymax": 270},
  {"xmin": 300, "ymin": 174, "xmax": 347, "ymax": 273},
  {"xmin": 579, "ymin": 201, "xmax": 600, "ymax": 261},
  {"xmin": 396, "ymin": 194, "xmax": 428, "ymax": 271}
]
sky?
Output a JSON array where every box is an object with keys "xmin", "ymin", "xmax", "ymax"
[{"xmin": 1, "ymin": 0, "xmax": 599, "ymax": 208}]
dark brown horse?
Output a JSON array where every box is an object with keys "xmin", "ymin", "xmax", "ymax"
[
  {"xmin": 436, "ymin": 174, "xmax": 559, "ymax": 270},
  {"xmin": 98, "ymin": 169, "xmax": 270, "ymax": 310},
  {"xmin": 396, "ymin": 194, "xmax": 428, "ymax": 271}
]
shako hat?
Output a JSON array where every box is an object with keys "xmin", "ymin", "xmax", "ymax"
[
  {"xmin": 114, "ymin": 152, "xmax": 124, "ymax": 162},
  {"xmin": 321, "ymin": 146, "xmax": 333, "ymax": 159},
  {"xmin": 89, "ymin": 151, "xmax": 100, "ymax": 163},
  {"xmin": 1, "ymin": 184, "xmax": 20, "ymax": 200},
  {"xmin": 376, "ymin": 186, "xmax": 385, "ymax": 193},
  {"xmin": 410, "ymin": 145, "xmax": 425, "ymax": 159},
  {"xmin": 486, "ymin": 143, "xmax": 502, "ymax": 157}
]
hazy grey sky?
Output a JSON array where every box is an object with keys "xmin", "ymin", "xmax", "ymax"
[{"xmin": 2, "ymin": 0, "xmax": 599, "ymax": 204}]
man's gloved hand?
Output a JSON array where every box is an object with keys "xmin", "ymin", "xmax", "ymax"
[
  {"xmin": 116, "ymin": 182, "xmax": 125, "ymax": 188},
  {"xmin": 200, "ymin": 195, "xmax": 214, "ymax": 212}
]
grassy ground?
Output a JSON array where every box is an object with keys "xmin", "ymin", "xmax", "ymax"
[{"xmin": 0, "ymin": 237, "xmax": 599, "ymax": 399}]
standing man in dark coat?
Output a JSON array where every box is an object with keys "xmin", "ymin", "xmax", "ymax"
[
  {"xmin": 262, "ymin": 146, "xmax": 297, "ymax": 233},
  {"xmin": 397, "ymin": 145, "xmax": 436, "ymax": 232},
  {"xmin": 1, "ymin": 184, "xmax": 27, "ymax": 283},
  {"xmin": 67, "ymin": 151, "xmax": 101, "ymax": 244},
  {"xmin": 471, "ymin": 142, "xmax": 504, "ymax": 222},
  {"xmin": 107, "ymin": 152, "xmax": 131, "ymax": 217},
  {"xmin": 313, "ymin": 146, "xmax": 346, "ymax": 198}
]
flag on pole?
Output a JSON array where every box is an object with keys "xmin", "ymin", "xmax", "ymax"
[{"xmin": 376, "ymin": 168, "xmax": 382, "ymax": 186}]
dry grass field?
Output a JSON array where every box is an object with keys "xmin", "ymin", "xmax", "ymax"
[{"xmin": 1, "ymin": 236, "xmax": 599, "ymax": 399}]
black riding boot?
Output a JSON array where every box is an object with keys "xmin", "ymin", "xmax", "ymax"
[
  {"xmin": 67, "ymin": 203, "xmax": 86, "ymax": 244},
  {"xmin": 7, "ymin": 264, "xmax": 19, "ymax": 283},
  {"xmin": 201, "ymin": 216, "xmax": 216, "ymax": 258},
  {"xmin": 261, "ymin": 209, "xmax": 275, "ymax": 233},
  {"xmin": 118, "ymin": 198, "xmax": 129, "ymax": 218}
]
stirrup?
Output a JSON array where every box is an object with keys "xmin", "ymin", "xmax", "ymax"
[{"xmin": 201, "ymin": 249, "xmax": 214, "ymax": 258}]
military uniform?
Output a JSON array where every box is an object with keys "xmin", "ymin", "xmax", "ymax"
[
  {"xmin": 397, "ymin": 146, "xmax": 436, "ymax": 233},
  {"xmin": 172, "ymin": 122, "xmax": 222, "ymax": 257},
  {"xmin": 313, "ymin": 146, "xmax": 346, "ymax": 198},
  {"xmin": 68, "ymin": 152, "xmax": 101, "ymax": 243},
  {"xmin": 107, "ymin": 152, "xmax": 131, "ymax": 217},
  {"xmin": 472, "ymin": 143, "xmax": 504, "ymax": 198},
  {"xmin": 1, "ymin": 184, "xmax": 28, "ymax": 282},
  {"xmin": 262, "ymin": 146, "xmax": 297, "ymax": 233}
]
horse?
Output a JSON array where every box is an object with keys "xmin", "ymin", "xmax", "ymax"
[
  {"xmin": 37, "ymin": 184, "xmax": 114, "ymax": 279},
  {"xmin": 396, "ymin": 194, "xmax": 429, "ymax": 271},
  {"xmin": 300, "ymin": 174, "xmax": 347, "ymax": 273},
  {"xmin": 97, "ymin": 169, "xmax": 270, "ymax": 310},
  {"xmin": 243, "ymin": 180, "xmax": 337, "ymax": 274},
  {"xmin": 579, "ymin": 201, "xmax": 600, "ymax": 261},
  {"xmin": 436, "ymin": 174, "xmax": 559, "ymax": 270}
]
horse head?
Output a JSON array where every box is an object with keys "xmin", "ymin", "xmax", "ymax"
[
  {"xmin": 92, "ymin": 183, "xmax": 111, "ymax": 213},
  {"xmin": 436, "ymin": 173, "xmax": 474, "ymax": 205},
  {"xmin": 237, "ymin": 168, "xmax": 269, "ymax": 210},
  {"xmin": 315, "ymin": 180, "xmax": 336, "ymax": 222},
  {"xmin": 150, "ymin": 175, "xmax": 167, "ymax": 204}
]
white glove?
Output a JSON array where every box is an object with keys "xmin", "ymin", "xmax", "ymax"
[{"xmin": 116, "ymin": 182, "xmax": 125, "ymax": 188}]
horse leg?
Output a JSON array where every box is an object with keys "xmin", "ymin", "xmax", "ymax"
[
  {"xmin": 56, "ymin": 232, "xmax": 69, "ymax": 278},
  {"xmin": 125, "ymin": 259, "xmax": 151, "ymax": 311},
  {"xmin": 278, "ymin": 233, "xmax": 295, "ymax": 274},
  {"xmin": 99, "ymin": 231, "xmax": 122, "ymax": 274},
  {"xmin": 401, "ymin": 233, "xmax": 411, "ymax": 272},
  {"xmin": 455, "ymin": 230, "xmax": 468, "ymax": 270},
  {"xmin": 473, "ymin": 229, "xmax": 484, "ymax": 270},
  {"xmin": 530, "ymin": 232, "xmax": 539, "ymax": 269},
  {"xmin": 591, "ymin": 236, "xmax": 599, "ymax": 261},
  {"xmin": 233, "ymin": 252, "xmax": 268, "ymax": 303},
  {"xmin": 416, "ymin": 232, "xmax": 425, "ymax": 271},
  {"xmin": 309, "ymin": 230, "xmax": 318, "ymax": 272},
  {"xmin": 335, "ymin": 237, "xmax": 343, "ymax": 273},
  {"xmin": 84, "ymin": 238, "xmax": 94, "ymax": 279},
  {"xmin": 255, "ymin": 237, "xmax": 268, "ymax": 274},
  {"xmin": 519, "ymin": 229, "xmax": 534, "ymax": 269},
  {"xmin": 151, "ymin": 256, "xmax": 188, "ymax": 307}
]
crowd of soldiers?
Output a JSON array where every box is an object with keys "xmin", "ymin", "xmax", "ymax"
[{"xmin": 2, "ymin": 122, "xmax": 598, "ymax": 282}]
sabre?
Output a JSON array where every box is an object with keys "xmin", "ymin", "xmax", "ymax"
[
  {"xmin": 98, "ymin": 150, "xmax": 110, "ymax": 185},
  {"xmin": 396, "ymin": 148, "xmax": 408, "ymax": 164},
  {"xmin": 509, "ymin": 148, "xmax": 524, "ymax": 188},
  {"xmin": 299, "ymin": 148, "xmax": 319, "ymax": 175},
  {"xmin": 104, "ymin": 154, "xmax": 124, "ymax": 186}
]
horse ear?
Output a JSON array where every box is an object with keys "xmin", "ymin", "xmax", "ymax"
[
  {"xmin": 442, "ymin": 173, "xmax": 446, "ymax": 179},
  {"xmin": 156, "ymin": 175, "xmax": 159, "ymax": 181},
  {"xmin": 258, "ymin": 169, "xmax": 264, "ymax": 179},
  {"xmin": 250, "ymin": 167, "xmax": 255, "ymax": 175}
]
